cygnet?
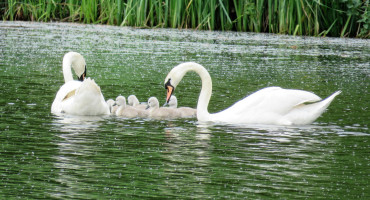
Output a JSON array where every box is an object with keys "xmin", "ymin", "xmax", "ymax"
[
  {"xmin": 168, "ymin": 96, "xmax": 197, "ymax": 118},
  {"xmin": 127, "ymin": 95, "xmax": 147, "ymax": 110},
  {"xmin": 106, "ymin": 99, "xmax": 118, "ymax": 114},
  {"xmin": 146, "ymin": 97, "xmax": 181, "ymax": 119},
  {"xmin": 115, "ymin": 96, "xmax": 148, "ymax": 118}
]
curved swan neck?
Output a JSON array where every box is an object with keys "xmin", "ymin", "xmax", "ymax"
[
  {"xmin": 176, "ymin": 63, "xmax": 212, "ymax": 121},
  {"xmin": 62, "ymin": 52, "xmax": 86, "ymax": 83},
  {"xmin": 63, "ymin": 55, "xmax": 74, "ymax": 83}
]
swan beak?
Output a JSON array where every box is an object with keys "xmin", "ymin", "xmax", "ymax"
[
  {"xmin": 146, "ymin": 105, "xmax": 150, "ymax": 110},
  {"xmin": 78, "ymin": 66, "xmax": 87, "ymax": 81},
  {"xmin": 163, "ymin": 102, "xmax": 168, "ymax": 107},
  {"xmin": 166, "ymin": 85, "xmax": 174, "ymax": 103}
]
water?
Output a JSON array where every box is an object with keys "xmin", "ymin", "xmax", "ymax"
[{"xmin": 0, "ymin": 21, "xmax": 369, "ymax": 199}]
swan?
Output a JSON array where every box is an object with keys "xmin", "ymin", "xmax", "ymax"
[
  {"xmin": 106, "ymin": 99, "xmax": 118, "ymax": 114},
  {"xmin": 115, "ymin": 96, "xmax": 148, "ymax": 118},
  {"xmin": 127, "ymin": 95, "xmax": 147, "ymax": 110},
  {"xmin": 168, "ymin": 96, "xmax": 197, "ymax": 118},
  {"xmin": 164, "ymin": 62, "xmax": 341, "ymax": 125},
  {"xmin": 51, "ymin": 52, "xmax": 110, "ymax": 115},
  {"xmin": 146, "ymin": 97, "xmax": 181, "ymax": 119}
]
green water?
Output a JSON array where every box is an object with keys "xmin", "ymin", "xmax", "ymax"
[{"xmin": 0, "ymin": 21, "xmax": 369, "ymax": 199}]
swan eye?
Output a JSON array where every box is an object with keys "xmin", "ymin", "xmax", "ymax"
[{"xmin": 164, "ymin": 78, "xmax": 172, "ymax": 89}]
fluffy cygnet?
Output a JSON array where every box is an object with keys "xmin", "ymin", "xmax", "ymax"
[
  {"xmin": 147, "ymin": 97, "xmax": 181, "ymax": 119},
  {"xmin": 106, "ymin": 99, "xmax": 118, "ymax": 114},
  {"xmin": 115, "ymin": 96, "xmax": 148, "ymax": 118},
  {"xmin": 168, "ymin": 96, "xmax": 197, "ymax": 118},
  {"xmin": 127, "ymin": 95, "xmax": 147, "ymax": 110}
]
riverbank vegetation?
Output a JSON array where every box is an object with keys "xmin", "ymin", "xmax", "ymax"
[{"xmin": 1, "ymin": 0, "xmax": 369, "ymax": 38}]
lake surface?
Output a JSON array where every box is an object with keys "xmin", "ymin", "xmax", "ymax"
[{"xmin": 0, "ymin": 21, "xmax": 369, "ymax": 199}]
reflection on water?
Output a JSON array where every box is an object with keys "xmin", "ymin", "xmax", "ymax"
[
  {"xmin": 52, "ymin": 114, "xmax": 105, "ymax": 133},
  {"xmin": 0, "ymin": 21, "xmax": 369, "ymax": 199},
  {"xmin": 50, "ymin": 115, "xmax": 106, "ymax": 198}
]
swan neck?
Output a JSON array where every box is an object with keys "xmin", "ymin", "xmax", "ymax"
[
  {"xmin": 188, "ymin": 64, "xmax": 212, "ymax": 121},
  {"xmin": 63, "ymin": 57, "xmax": 74, "ymax": 83}
]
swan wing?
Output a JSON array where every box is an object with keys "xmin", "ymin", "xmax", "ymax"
[
  {"xmin": 212, "ymin": 87, "xmax": 322, "ymax": 124},
  {"xmin": 283, "ymin": 91, "xmax": 341, "ymax": 125},
  {"xmin": 51, "ymin": 80, "xmax": 82, "ymax": 113},
  {"xmin": 52, "ymin": 78, "xmax": 109, "ymax": 115},
  {"xmin": 61, "ymin": 78, "xmax": 110, "ymax": 115}
]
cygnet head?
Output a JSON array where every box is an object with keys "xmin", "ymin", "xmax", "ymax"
[
  {"xmin": 64, "ymin": 52, "xmax": 87, "ymax": 81},
  {"xmin": 106, "ymin": 99, "xmax": 115, "ymax": 106},
  {"xmin": 147, "ymin": 97, "xmax": 160, "ymax": 109},
  {"xmin": 168, "ymin": 96, "xmax": 178, "ymax": 108},
  {"xmin": 115, "ymin": 96, "xmax": 127, "ymax": 107},
  {"xmin": 128, "ymin": 95, "xmax": 140, "ymax": 106},
  {"xmin": 106, "ymin": 99, "xmax": 115, "ymax": 111}
]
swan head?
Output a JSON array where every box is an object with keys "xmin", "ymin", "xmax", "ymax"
[
  {"xmin": 115, "ymin": 96, "xmax": 126, "ymax": 107},
  {"xmin": 64, "ymin": 52, "xmax": 87, "ymax": 81},
  {"xmin": 164, "ymin": 62, "xmax": 206, "ymax": 103},
  {"xmin": 147, "ymin": 97, "xmax": 159, "ymax": 110},
  {"xmin": 164, "ymin": 63, "xmax": 192, "ymax": 103},
  {"xmin": 106, "ymin": 99, "xmax": 115, "ymax": 113}
]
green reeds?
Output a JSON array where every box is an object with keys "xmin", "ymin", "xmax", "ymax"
[{"xmin": 1, "ymin": 0, "xmax": 369, "ymax": 38}]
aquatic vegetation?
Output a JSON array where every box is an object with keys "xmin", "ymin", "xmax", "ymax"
[{"xmin": 1, "ymin": 0, "xmax": 369, "ymax": 38}]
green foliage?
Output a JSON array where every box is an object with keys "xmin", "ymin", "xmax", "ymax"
[{"xmin": 1, "ymin": 0, "xmax": 369, "ymax": 38}]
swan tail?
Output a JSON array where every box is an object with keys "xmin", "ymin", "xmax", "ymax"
[
  {"xmin": 76, "ymin": 78, "xmax": 102, "ymax": 95},
  {"xmin": 285, "ymin": 91, "xmax": 341, "ymax": 125}
]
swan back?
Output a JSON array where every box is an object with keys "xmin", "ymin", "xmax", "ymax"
[{"xmin": 58, "ymin": 78, "xmax": 110, "ymax": 115}]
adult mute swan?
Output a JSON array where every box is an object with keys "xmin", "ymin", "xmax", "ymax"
[
  {"xmin": 164, "ymin": 62, "xmax": 341, "ymax": 125},
  {"xmin": 51, "ymin": 52, "xmax": 110, "ymax": 115}
]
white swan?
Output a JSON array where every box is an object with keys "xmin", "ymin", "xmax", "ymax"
[
  {"xmin": 164, "ymin": 62, "xmax": 341, "ymax": 125},
  {"xmin": 51, "ymin": 52, "xmax": 110, "ymax": 115},
  {"xmin": 115, "ymin": 96, "xmax": 148, "ymax": 118},
  {"xmin": 127, "ymin": 95, "xmax": 147, "ymax": 110},
  {"xmin": 147, "ymin": 97, "xmax": 181, "ymax": 119},
  {"xmin": 168, "ymin": 96, "xmax": 197, "ymax": 118}
]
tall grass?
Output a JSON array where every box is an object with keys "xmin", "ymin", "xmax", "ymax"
[{"xmin": 1, "ymin": 0, "xmax": 369, "ymax": 38}]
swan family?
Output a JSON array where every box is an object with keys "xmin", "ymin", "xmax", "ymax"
[{"xmin": 52, "ymin": 52, "xmax": 341, "ymax": 125}]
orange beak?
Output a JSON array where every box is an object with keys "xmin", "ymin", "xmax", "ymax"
[{"xmin": 166, "ymin": 86, "xmax": 174, "ymax": 103}]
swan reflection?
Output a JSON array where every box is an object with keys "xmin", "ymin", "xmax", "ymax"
[{"xmin": 50, "ymin": 114, "xmax": 108, "ymax": 198}]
